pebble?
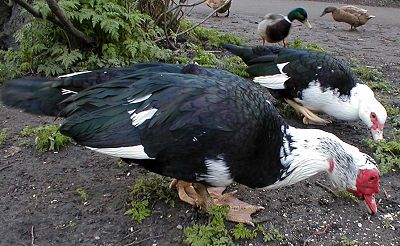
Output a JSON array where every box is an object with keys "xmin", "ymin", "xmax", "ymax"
[
  {"xmin": 176, "ymin": 224, "xmax": 183, "ymax": 230},
  {"xmin": 94, "ymin": 236, "xmax": 100, "ymax": 240}
]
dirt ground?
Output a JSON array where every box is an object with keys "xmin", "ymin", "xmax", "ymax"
[{"xmin": 1, "ymin": 0, "xmax": 399, "ymax": 245}]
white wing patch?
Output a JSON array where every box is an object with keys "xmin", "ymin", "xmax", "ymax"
[
  {"xmin": 61, "ymin": 89, "xmax": 78, "ymax": 95},
  {"xmin": 86, "ymin": 145, "xmax": 153, "ymax": 159},
  {"xmin": 58, "ymin": 71, "xmax": 92, "ymax": 78},
  {"xmin": 127, "ymin": 94, "xmax": 152, "ymax": 104},
  {"xmin": 197, "ymin": 156, "xmax": 233, "ymax": 186},
  {"xmin": 253, "ymin": 62, "xmax": 290, "ymax": 89},
  {"xmin": 128, "ymin": 108, "xmax": 158, "ymax": 127}
]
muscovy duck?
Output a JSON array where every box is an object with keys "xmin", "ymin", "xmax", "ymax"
[
  {"xmin": 257, "ymin": 7, "xmax": 312, "ymax": 47},
  {"xmin": 1, "ymin": 63, "xmax": 380, "ymax": 225},
  {"xmin": 223, "ymin": 44, "xmax": 387, "ymax": 140},
  {"xmin": 320, "ymin": 5, "xmax": 375, "ymax": 30}
]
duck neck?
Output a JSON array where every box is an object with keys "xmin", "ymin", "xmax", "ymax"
[{"xmin": 266, "ymin": 126, "xmax": 356, "ymax": 189}]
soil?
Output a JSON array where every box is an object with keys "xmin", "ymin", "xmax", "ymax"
[{"xmin": 1, "ymin": 0, "xmax": 399, "ymax": 245}]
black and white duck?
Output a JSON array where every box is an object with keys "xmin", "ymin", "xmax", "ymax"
[
  {"xmin": 1, "ymin": 63, "xmax": 380, "ymax": 225},
  {"xmin": 223, "ymin": 44, "xmax": 387, "ymax": 140}
]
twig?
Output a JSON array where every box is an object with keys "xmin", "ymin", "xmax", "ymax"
[
  {"xmin": 123, "ymin": 224, "xmax": 153, "ymax": 239},
  {"xmin": 383, "ymin": 188, "xmax": 390, "ymax": 198},
  {"xmin": 315, "ymin": 181, "xmax": 338, "ymax": 198},
  {"xmin": 124, "ymin": 235, "xmax": 163, "ymax": 246},
  {"xmin": 155, "ymin": 0, "xmax": 232, "ymax": 42},
  {"xmin": 0, "ymin": 165, "xmax": 12, "ymax": 172},
  {"xmin": 31, "ymin": 226, "xmax": 35, "ymax": 246},
  {"xmin": 45, "ymin": 0, "xmax": 93, "ymax": 44},
  {"xmin": 303, "ymin": 225, "xmax": 329, "ymax": 246}
]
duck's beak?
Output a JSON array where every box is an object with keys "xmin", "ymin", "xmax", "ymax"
[
  {"xmin": 320, "ymin": 12, "xmax": 327, "ymax": 17},
  {"xmin": 303, "ymin": 19, "xmax": 312, "ymax": 28},
  {"xmin": 371, "ymin": 128, "xmax": 384, "ymax": 141}
]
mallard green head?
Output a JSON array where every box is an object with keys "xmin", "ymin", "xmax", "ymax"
[{"xmin": 288, "ymin": 8, "xmax": 312, "ymax": 28}]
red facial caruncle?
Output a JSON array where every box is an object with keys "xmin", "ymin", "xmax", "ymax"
[{"xmin": 348, "ymin": 169, "xmax": 380, "ymax": 214}]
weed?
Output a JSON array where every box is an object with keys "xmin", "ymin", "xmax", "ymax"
[
  {"xmin": 218, "ymin": 56, "xmax": 249, "ymax": 77},
  {"xmin": 257, "ymin": 224, "xmax": 285, "ymax": 243},
  {"xmin": 340, "ymin": 235, "xmax": 359, "ymax": 246},
  {"xmin": 182, "ymin": 21, "xmax": 242, "ymax": 48},
  {"xmin": 125, "ymin": 200, "xmax": 151, "ymax": 224},
  {"xmin": 0, "ymin": 128, "xmax": 10, "ymax": 145},
  {"xmin": 288, "ymin": 37, "xmax": 324, "ymax": 51},
  {"xmin": 335, "ymin": 190, "xmax": 358, "ymax": 202},
  {"xmin": 232, "ymin": 223, "xmax": 257, "ymax": 240},
  {"xmin": 184, "ymin": 205, "xmax": 234, "ymax": 246},
  {"xmin": 75, "ymin": 187, "xmax": 89, "ymax": 202},
  {"xmin": 20, "ymin": 124, "xmax": 72, "ymax": 152},
  {"xmin": 126, "ymin": 174, "xmax": 177, "ymax": 223},
  {"xmin": 366, "ymin": 139, "xmax": 400, "ymax": 174},
  {"xmin": 191, "ymin": 44, "xmax": 219, "ymax": 66},
  {"xmin": 351, "ymin": 61, "xmax": 395, "ymax": 92}
]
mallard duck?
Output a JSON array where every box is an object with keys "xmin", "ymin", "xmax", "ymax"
[
  {"xmin": 206, "ymin": 0, "xmax": 232, "ymax": 17},
  {"xmin": 320, "ymin": 5, "xmax": 375, "ymax": 30},
  {"xmin": 2, "ymin": 63, "xmax": 380, "ymax": 225},
  {"xmin": 223, "ymin": 44, "xmax": 387, "ymax": 140},
  {"xmin": 257, "ymin": 7, "xmax": 312, "ymax": 47}
]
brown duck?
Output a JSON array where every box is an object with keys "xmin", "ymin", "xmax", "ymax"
[
  {"xmin": 206, "ymin": 0, "xmax": 232, "ymax": 17},
  {"xmin": 320, "ymin": 5, "xmax": 375, "ymax": 30}
]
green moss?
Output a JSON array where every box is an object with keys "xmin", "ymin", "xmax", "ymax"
[{"xmin": 218, "ymin": 56, "xmax": 249, "ymax": 77}]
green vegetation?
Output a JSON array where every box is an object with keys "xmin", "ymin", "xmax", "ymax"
[
  {"xmin": 75, "ymin": 187, "xmax": 89, "ymax": 202},
  {"xmin": 340, "ymin": 236, "xmax": 359, "ymax": 246},
  {"xmin": 232, "ymin": 223, "xmax": 257, "ymax": 240},
  {"xmin": 20, "ymin": 124, "xmax": 72, "ymax": 152},
  {"xmin": 125, "ymin": 174, "xmax": 176, "ymax": 223},
  {"xmin": 365, "ymin": 104, "xmax": 400, "ymax": 174},
  {"xmin": 0, "ymin": 128, "xmax": 10, "ymax": 145},
  {"xmin": 125, "ymin": 200, "xmax": 151, "ymax": 224},
  {"xmin": 183, "ymin": 207, "xmax": 284, "ymax": 245},
  {"xmin": 183, "ymin": 21, "xmax": 242, "ymax": 48},
  {"xmin": 351, "ymin": 60, "xmax": 395, "ymax": 93},
  {"xmin": 288, "ymin": 37, "xmax": 324, "ymax": 51},
  {"xmin": 335, "ymin": 190, "xmax": 358, "ymax": 202},
  {"xmin": 184, "ymin": 205, "xmax": 234, "ymax": 246}
]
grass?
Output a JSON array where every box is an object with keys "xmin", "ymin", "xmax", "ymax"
[
  {"xmin": 125, "ymin": 174, "xmax": 177, "ymax": 223},
  {"xmin": 20, "ymin": 124, "xmax": 72, "ymax": 152},
  {"xmin": 340, "ymin": 236, "xmax": 359, "ymax": 246},
  {"xmin": 0, "ymin": 128, "xmax": 10, "ymax": 145}
]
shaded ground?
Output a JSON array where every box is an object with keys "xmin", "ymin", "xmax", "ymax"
[{"xmin": 1, "ymin": 0, "xmax": 399, "ymax": 245}]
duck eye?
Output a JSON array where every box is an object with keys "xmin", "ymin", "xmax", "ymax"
[
  {"xmin": 371, "ymin": 113, "xmax": 377, "ymax": 119},
  {"xmin": 369, "ymin": 176, "xmax": 376, "ymax": 181}
]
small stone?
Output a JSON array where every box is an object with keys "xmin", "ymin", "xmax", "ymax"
[
  {"xmin": 176, "ymin": 224, "xmax": 183, "ymax": 230},
  {"xmin": 94, "ymin": 236, "xmax": 100, "ymax": 240}
]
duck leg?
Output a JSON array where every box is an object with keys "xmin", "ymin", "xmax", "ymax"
[
  {"xmin": 283, "ymin": 39, "xmax": 288, "ymax": 48},
  {"xmin": 284, "ymin": 99, "xmax": 331, "ymax": 125},
  {"xmin": 170, "ymin": 180, "xmax": 264, "ymax": 226}
]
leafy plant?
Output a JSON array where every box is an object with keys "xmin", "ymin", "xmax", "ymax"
[
  {"xmin": 76, "ymin": 187, "xmax": 89, "ymax": 202},
  {"xmin": 190, "ymin": 44, "xmax": 219, "ymax": 66},
  {"xmin": 125, "ymin": 199, "xmax": 151, "ymax": 223},
  {"xmin": 257, "ymin": 224, "xmax": 285, "ymax": 243},
  {"xmin": 335, "ymin": 190, "xmax": 357, "ymax": 202},
  {"xmin": 232, "ymin": 223, "xmax": 257, "ymax": 240},
  {"xmin": 0, "ymin": 128, "xmax": 10, "ymax": 145},
  {"xmin": 288, "ymin": 37, "xmax": 324, "ymax": 51},
  {"xmin": 20, "ymin": 124, "xmax": 72, "ymax": 152},
  {"xmin": 350, "ymin": 60, "xmax": 395, "ymax": 92},
  {"xmin": 218, "ymin": 55, "xmax": 249, "ymax": 77},
  {"xmin": 340, "ymin": 235, "xmax": 359, "ymax": 246},
  {"xmin": 126, "ymin": 174, "xmax": 177, "ymax": 223},
  {"xmin": 183, "ymin": 205, "xmax": 234, "ymax": 246},
  {"xmin": 8, "ymin": 0, "xmax": 171, "ymax": 77}
]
